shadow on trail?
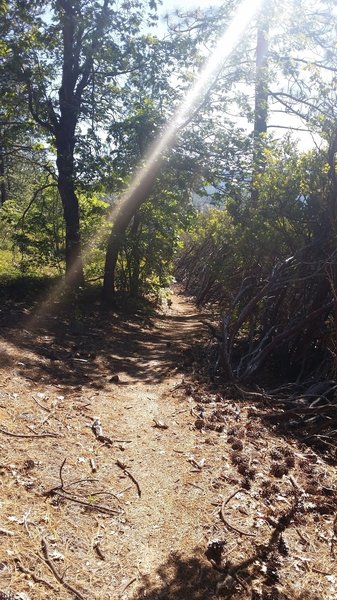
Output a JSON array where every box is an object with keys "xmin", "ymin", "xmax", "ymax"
[
  {"xmin": 0, "ymin": 280, "xmax": 205, "ymax": 388},
  {"xmin": 132, "ymin": 552, "xmax": 218, "ymax": 600},
  {"xmin": 131, "ymin": 550, "xmax": 323, "ymax": 600},
  {"xmin": 129, "ymin": 549, "xmax": 322, "ymax": 600}
]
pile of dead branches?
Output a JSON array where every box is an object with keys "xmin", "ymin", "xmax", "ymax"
[
  {"xmin": 177, "ymin": 226, "xmax": 337, "ymax": 458},
  {"xmin": 210, "ymin": 243, "xmax": 336, "ymax": 382},
  {"xmin": 175, "ymin": 234, "xmax": 229, "ymax": 307},
  {"xmin": 250, "ymin": 380, "xmax": 337, "ymax": 461},
  {"xmin": 179, "ymin": 236, "xmax": 337, "ymax": 384}
]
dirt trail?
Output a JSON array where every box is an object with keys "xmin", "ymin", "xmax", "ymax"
[
  {"xmin": 0, "ymin": 288, "xmax": 336, "ymax": 600},
  {"xmin": 98, "ymin": 292, "xmax": 220, "ymax": 590},
  {"xmin": 0, "ymin": 288, "xmax": 222, "ymax": 599}
]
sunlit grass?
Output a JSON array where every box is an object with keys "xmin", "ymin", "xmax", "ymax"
[{"xmin": 0, "ymin": 249, "xmax": 21, "ymax": 281}]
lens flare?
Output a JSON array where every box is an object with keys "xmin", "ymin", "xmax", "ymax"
[
  {"xmin": 26, "ymin": 0, "xmax": 262, "ymax": 325},
  {"xmin": 110, "ymin": 0, "xmax": 263, "ymax": 222}
]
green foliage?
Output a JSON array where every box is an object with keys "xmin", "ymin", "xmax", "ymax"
[
  {"xmin": 79, "ymin": 193, "xmax": 110, "ymax": 281},
  {"xmin": 0, "ymin": 168, "xmax": 111, "ymax": 278},
  {"xmin": 116, "ymin": 180, "xmax": 195, "ymax": 296},
  {"xmin": 0, "ymin": 184, "xmax": 64, "ymax": 273},
  {"xmin": 177, "ymin": 138, "xmax": 330, "ymax": 306},
  {"xmin": 0, "ymin": 249, "xmax": 21, "ymax": 281},
  {"xmin": 2, "ymin": 0, "xmax": 337, "ymax": 304}
]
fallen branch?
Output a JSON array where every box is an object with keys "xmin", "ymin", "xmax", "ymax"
[
  {"xmin": 209, "ymin": 489, "xmax": 300, "ymax": 593},
  {"xmin": 52, "ymin": 490, "xmax": 120, "ymax": 515},
  {"xmin": 0, "ymin": 527, "xmax": 15, "ymax": 536},
  {"xmin": 90, "ymin": 458, "xmax": 97, "ymax": 473},
  {"xmin": 91, "ymin": 419, "xmax": 131, "ymax": 446},
  {"xmin": 116, "ymin": 459, "xmax": 141, "ymax": 498},
  {"xmin": 91, "ymin": 418, "xmax": 114, "ymax": 446},
  {"xmin": 152, "ymin": 418, "xmax": 169, "ymax": 429},
  {"xmin": 234, "ymin": 385, "xmax": 273, "ymax": 402},
  {"xmin": 93, "ymin": 541, "xmax": 105, "ymax": 560},
  {"xmin": 43, "ymin": 459, "xmax": 121, "ymax": 516},
  {"xmin": 220, "ymin": 489, "xmax": 255, "ymax": 538},
  {"xmin": 256, "ymin": 404, "xmax": 337, "ymax": 420},
  {"xmin": 41, "ymin": 538, "xmax": 85, "ymax": 600},
  {"xmin": 120, "ymin": 577, "xmax": 137, "ymax": 595},
  {"xmin": 31, "ymin": 395, "xmax": 51, "ymax": 412},
  {"xmin": 220, "ymin": 514, "xmax": 255, "ymax": 538},
  {"xmin": 0, "ymin": 426, "xmax": 60, "ymax": 439},
  {"xmin": 295, "ymin": 527, "xmax": 310, "ymax": 546},
  {"xmin": 14, "ymin": 557, "xmax": 58, "ymax": 592},
  {"xmin": 312, "ymin": 566, "xmax": 334, "ymax": 575}
]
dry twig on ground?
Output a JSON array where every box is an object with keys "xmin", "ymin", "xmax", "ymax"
[
  {"xmin": 116, "ymin": 459, "xmax": 141, "ymax": 498},
  {"xmin": 219, "ymin": 489, "xmax": 256, "ymax": 538},
  {"xmin": 42, "ymin": 458, "xmax": 121, "ymax": 516},
  {"xmin": 40, "ymin": 538, "xmax": 85, "ymax": 600},
  {"xmin": 14, "ymin": 557, "xmax": 58, "ymax": 592},
  {"xmin": 0, "ymin": 426, "xmax": 60, "ymax": 439}
]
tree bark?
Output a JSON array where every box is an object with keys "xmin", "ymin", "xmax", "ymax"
[
  {"xmin": 0, "ymin": 141, "xmax": 7, "ymax": 206},
  {"xmin": 54, "ymin": 0, "xmax": 84, "ymax": 286},
  {"xmin": 253, "ymin": 23, "xmax": 269, "ymax": 141},
  {"xmin": 129, "ymin": 211, "xmax": 141, "ymax": 296},
  {"xmin": 56, "ymin": 144, "xmax": 84, "ymax": 286}
]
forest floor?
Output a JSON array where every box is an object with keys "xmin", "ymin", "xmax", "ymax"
[{"xmin": 0, "ymin": 284, "xmax": 336, "ymax": 600}]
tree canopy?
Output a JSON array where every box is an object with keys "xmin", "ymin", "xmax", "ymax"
[{"xmin": 1, "ymin": 0, "xmax": 337, "ymax": 394}]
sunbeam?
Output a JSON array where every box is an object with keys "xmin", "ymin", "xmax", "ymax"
[
  {"xmin": 26, "ymin": 0, "xmax": 262, "ymax": 324},
  {"xmin": 109, "ymin": 0, "xmax": 263, "ymax": 223}
]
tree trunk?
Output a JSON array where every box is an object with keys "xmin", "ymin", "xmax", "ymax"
[
  {"xmin": 129, "ymin": 211, "xmax": 141, "ymax": 296},
  {"xmin": 56, "ymin": 130, "xmax": 84, "ymax": 287},
  {"xmin": 327, "ymin": 129, "xmax": 337, "ymax": 230},
  {"xmin": 0, "ymin": 142, "xmax": 7, "ymax": 206},
  {"xmin": 103, "ymin": 166, "xmax": 157, "ymax": 300},
  {"xmin": 26, "ymin": 0, "xmax": 101, "ymax": 288},
  {"xmin": 253, "ymin": 23, "xmax": 269, "ymax": 141},
  {"xmin": 57, "ymin": 175, "xmax": 84, "ymax": 286},
  {"xmin": 251, "ymin": 15, "xmax": 269, "ymax": 206}
]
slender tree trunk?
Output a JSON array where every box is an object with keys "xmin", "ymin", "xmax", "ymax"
[
  {"xmin": 57, "ymin": 171, "xmax": 84, "ymax": 286},
  {"xmin": 103, "ymin": 166, "xmax": 157, "ymax": 300},
  {"xmin": 0, "ymin": 141, "xmax": 7, "ymax": 206},
  {"xmin": 327, "ymin": 129, "xmax": 337, "ymax": 230},
  {"xmin": 104, "ymin": 231, "xmax": 124, "ymax": 296},
  {"xmin": 253, "ymin": 24, "xmax": 268, "ymax": 140},
  {"xmin": 129, "ymin": 211, "xmax": 141, "ymax": 296},
  {"xmin": 251, "ymin": 15, "xmax": 269, "ymax": 206}
]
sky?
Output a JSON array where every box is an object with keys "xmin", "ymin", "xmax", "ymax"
[
  {"xmin": 159, "ymin": 0, "xmax": 323, "ymax": 152},
  {"xmin": 161, "ymin": 0, "xmax": 222, "ymax": 12}
]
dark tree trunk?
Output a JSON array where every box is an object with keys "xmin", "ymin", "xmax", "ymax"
[
  {"xmin": 327, "ymin": 130, "xmax": 337, "ymax": 230},
  {"xmin": 26, "ymin": 0, "xmax": 109, "ymax": 287},
  {"xmin": 56, "ymin": 120, "xmax": 84, "ymax": 286},
  {"xmin": 57, "ymin": 160, "xmax": 84, "ymax": 286},
  {"xmin": 0, "ymin": 142, "xmax": 7, "ymax": 206},
  {"xmin": 253, "ymin": 24, "xmax": 269, "ymax": 140},
  {"xmin": 54, "ymin": 0, "xmax": 85, "ymax": 286}
]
